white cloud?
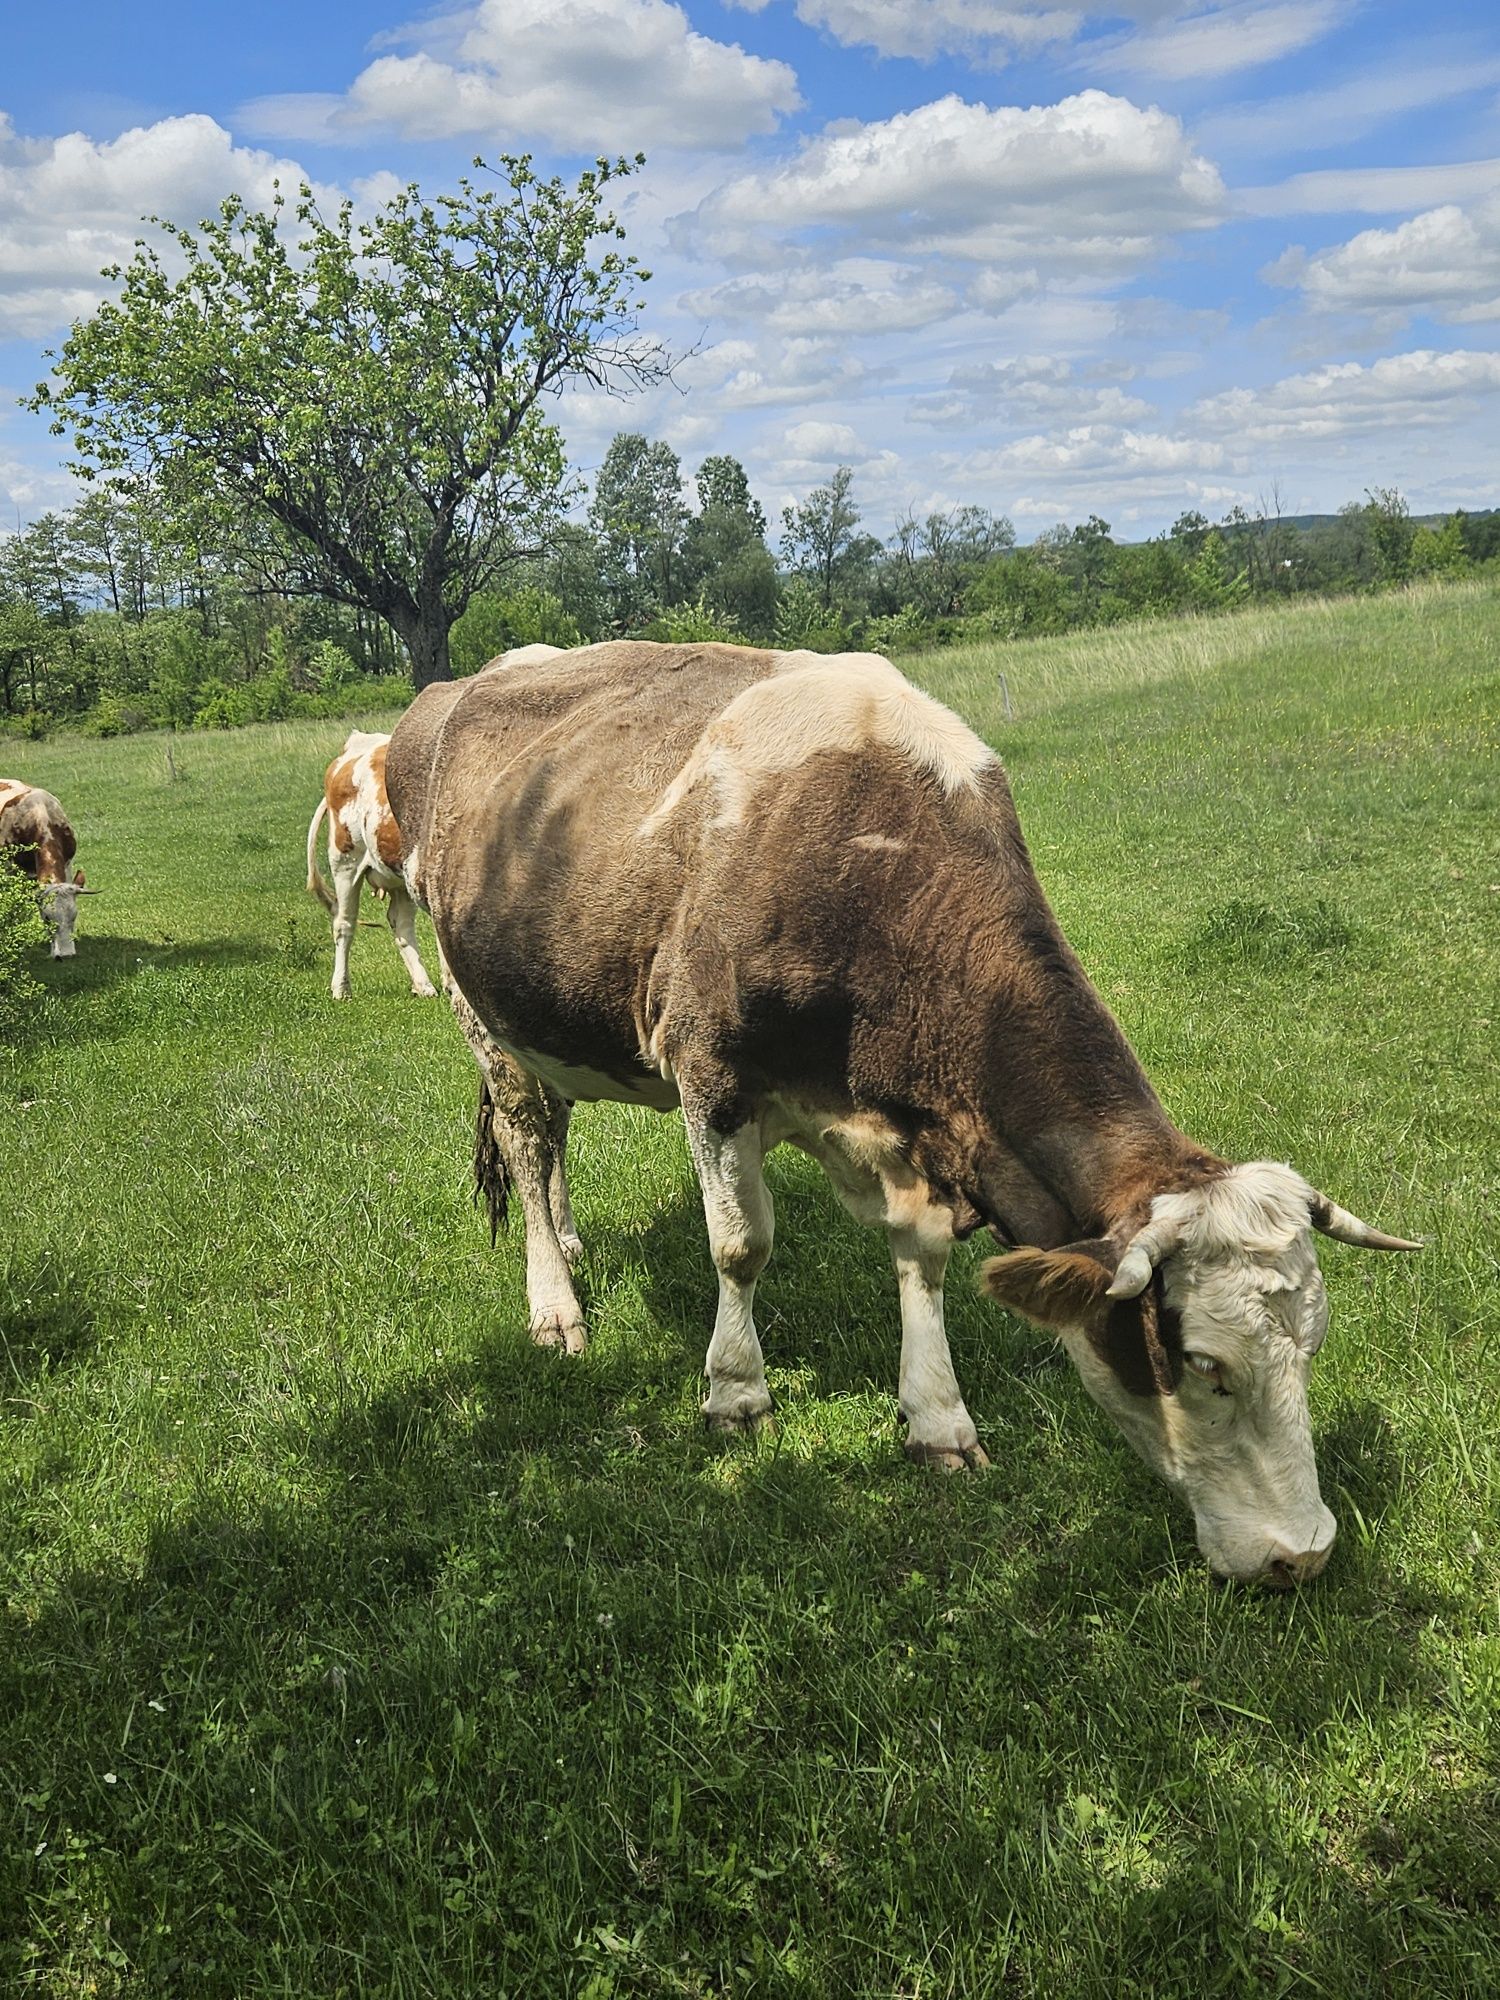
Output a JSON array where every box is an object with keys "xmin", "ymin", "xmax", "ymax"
[
  {"xmin": 684, "ymin": 91, "xmax": 1223, "ymax": 282},
  {"xmin": 732, "ymin": 1, "xmax": 1083, "ymax": 64},
  {"xmin": 910, "ymin": 354, "xmax": 1154, "ymax": 429},
  {"xmin": 0, "ymin": 111, "xmax": 324, "ymax": 339},
  {"xmin": 1202, "ymin": 51, "xmax": 1500, "ymax": 158},
  {"xmin": 679, "ymin": 332, "xmax": 878, "ymax": 408},
  {"xmin": 1190, "ymin": 349, "xmax": 1500, "ymax": 444},
  {"xmin": 682, "ymin": 259, "xmax": 960, "ymax": 336},
  {"xmin": 1266, "ymin": 196, "xmax": 1500, "ymax": 324},
  {"xmin": 242, "ymin": 0, "xmax": 801, "ymax": 153},
  {"xmin": 1239, "ymin": 159, "xmax": 1500, "ymax": 220},
  {"xmin": 1096, "ymin": 2, "xmax": 1351, "ymax": 83}
]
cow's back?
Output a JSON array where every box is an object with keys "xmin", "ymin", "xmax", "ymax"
[
  {"xmin": 0, "ymin": 784, "xmax": 75, "ymax": 879},
  {"xmin": 387, "ymin": 642, "xmax": 1018, "ymax": 1105}
]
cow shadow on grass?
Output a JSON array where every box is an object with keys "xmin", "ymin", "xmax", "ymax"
[
  {"xmin": 577, "ymin": 1142, "xmax": 1021, "ymax": 1418},
  {"xmin": 2, "ymin": 1301, "xmax": 1486, "ymax": 1996},
  {"xmin": 36, "ymin": 933, "xmax": 277, "ymax": 996}
]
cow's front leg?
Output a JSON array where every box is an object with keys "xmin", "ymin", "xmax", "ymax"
[
  {"xmin": 682, "ymin": 1108, "xmax": 775, "ymax": 1434},
  {"xmin": 890, "ymin": 1225, "xmax": 988, "ymax": 1471}
]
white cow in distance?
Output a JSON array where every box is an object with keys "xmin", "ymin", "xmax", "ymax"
[{"xmin": 306, "ymin": 732, "xmax": 435, "ymax": 1001}]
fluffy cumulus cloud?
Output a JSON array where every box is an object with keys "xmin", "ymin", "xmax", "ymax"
[
  {"xmin": 684, "ymin": 333, "xmax": 878, "ymax": 409},
  {"xmin": 0, "ymin": 112, "xmax": 323, "ymax": 339},
  {"xmin": 242, "ymin": 0, "xmax": 801, "ymax": 153},
  {"xmin": 683, "ymin": 91, "xmax": 1223, "ymax": 277},
  {"xmin": 683, "ymin": 259, "xmax": 960, "ymax": 337},
  {"xmin": 1266, "ymin": 193, "xmax": 1500, "ymax": 324},
  {"xmin": 910, "ymin": 354, "xmax": 1153, "ymax": 429},
  {"xmin": 1190, "ymin": 349, "xmax": 1500, "ymax": 445}
]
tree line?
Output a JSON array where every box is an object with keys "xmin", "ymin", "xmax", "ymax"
[
  {"xmin": 4, "ymin": 151, "xmax": 1497, "ymax": 738},
  {"xmin": 3, "ymin": 457, "xmax": 1494, "ymax": 738}
]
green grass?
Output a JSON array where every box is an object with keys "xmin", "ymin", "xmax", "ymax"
[{"xmin": 3, "ymin": 588, "xmax": 1498, "ymax": 1997}]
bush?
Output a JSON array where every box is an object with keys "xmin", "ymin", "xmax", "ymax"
[
  {"xmin": 642, "ymin": 594, "xmax": 743, "ymax": 644},
  {"xmin": 773, "ymin": 577, "xmax": 848, "ymax": 653},
  {"xmin": 0, "ymin": 856, "xmax": 47, "ymax": 1044},
  {"xmin": 862, "ymin": 604, "xmax": 929, "ymax": 655}
]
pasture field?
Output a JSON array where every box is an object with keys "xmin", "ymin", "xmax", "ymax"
[{"xmin": 3, "ymin": 584, "xmax": 1498, "ymax": 1998}]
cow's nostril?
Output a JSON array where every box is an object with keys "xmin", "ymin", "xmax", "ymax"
[{"xmin": 1265, "ymin": 1558, "xmax": 1297, "ymax": 1590}]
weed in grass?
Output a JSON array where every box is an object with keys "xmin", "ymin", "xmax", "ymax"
[{"xmin": 1183, "ymin": 895, "xmax": 1360, "ymax": 971}]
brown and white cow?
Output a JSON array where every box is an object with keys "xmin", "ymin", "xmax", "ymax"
[
  {"xmin": 305, "ymin": 731, "xmax": 436, "ymax": 1001},
  {"xmin": 387, "ymin": 642, "xmax": 1419, "ymax": 1586},
  {"xmin": 0, "ymin": 778, "xmax": 94, "ymax": 957}
]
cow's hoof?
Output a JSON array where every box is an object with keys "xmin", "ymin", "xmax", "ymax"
[
  {"xmin": 529, "ymin": 1313, "xmax": 588, "ymax": 1356},
  {"xmin": 904, "ymin": 1439, "xmax": 990, "ymax": 1472},
  {"xmin": 331, "ymin": 988, "xmax": 352, "ymax": 1002},
  {"xmin": 703, "ymin": 1402, "xmax": 775, "ymax": 1438},
  {"xmin": 559, "ymin": 1232, "xmax": 585, "ymax": 1269}
]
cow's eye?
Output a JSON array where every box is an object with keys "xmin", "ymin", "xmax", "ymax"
[{"xmin": 1186, "ymin": 1352, "xmax": 1223, "ymax": 1384}]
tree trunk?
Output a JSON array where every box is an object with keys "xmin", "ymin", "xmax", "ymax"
[{"xmin": 400, "ymin": 611, "xmax": 454, "ymax": 689}]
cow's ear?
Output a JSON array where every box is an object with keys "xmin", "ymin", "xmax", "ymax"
[
  {"xmin": 72, "ymin": 869, "xmax": 85, "ymax": 887},
  {"xmin": 978, "ymin": 1240, "xmax": 1118, "ymax": 1330}
]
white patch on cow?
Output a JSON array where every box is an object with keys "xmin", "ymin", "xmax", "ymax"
[
  {"xmin": 500, "ymin": 1040, "xmax": 681, "ymax": 1111},
  {"xmin": 639, "ymin": 651, "xmax": 995, "ymax": 838},
  {"xmin": 851, "ymin": 832, "xmax": 906, "ymax": 852},
  {"xmin": 478, "ymin": 643, "xmax": 565, "ymax": 676}
]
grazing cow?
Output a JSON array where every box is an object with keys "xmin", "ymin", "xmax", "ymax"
[
  {"xmin": 387, "ymin": 642, "xmax": 1419, "ymax": 1586},
  {"xmin": 0, "ymin": 778, "xmax": 93, "ymax": 957},
  {"xmin": 306, "ymin": 732, "xmax": 436, "ymax": 1000}
]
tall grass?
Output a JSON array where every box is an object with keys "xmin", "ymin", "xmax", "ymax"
[{"xmin": 2, "ymin": 588, "xmax": 1497, "ymax": 1997}]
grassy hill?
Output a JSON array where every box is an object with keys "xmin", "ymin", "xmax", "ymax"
[{"xmin": 3, "ymin": 583, "xmax": 1497, "ymax": 1996}]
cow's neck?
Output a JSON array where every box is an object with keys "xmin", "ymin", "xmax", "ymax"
[{"xmin": 964, "ymin": 903, "xmax": 1216, "ymax": 1245}]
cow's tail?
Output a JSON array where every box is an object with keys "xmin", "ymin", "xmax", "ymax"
[
  {"xmin": 473, "ymin": 1077, "xmax": 511, "ymax": 1244},
  {"xmin": 305, "ymin": 797, "xmax": 334, "ymax": 912}
]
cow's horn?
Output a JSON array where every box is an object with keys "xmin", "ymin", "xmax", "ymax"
[
  {"xmin": 1310, "ymin": 1195, "xmax": 1422, "ymax": 1252},
  {"xmin": 1106, "ymin": 1215, "xmax": 1185, "ymax": 1299}
]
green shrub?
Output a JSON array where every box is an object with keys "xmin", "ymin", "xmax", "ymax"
[
  {"xmin": 0, "ymin": 856, "xmax": 47, "ymax": 1043},
  {"xmin": 773, "ymin": 577, "xmax": 848, "ymax": 653},
  {"xmin": 862, "ymin": 604, "xmax": 930, "ymax": 655},
  {"xmin": 643, "ymin": 593, "xmax": 743, "ymax": 644}
]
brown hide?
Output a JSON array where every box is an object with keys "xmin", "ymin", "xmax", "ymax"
[
  {"xmin": 0, "ymin": 784, "xmax": 77, "ymax": 883},
  {"xmin": 387, "ymin": 642, "xmax": 1212, "ymax": 1246}
]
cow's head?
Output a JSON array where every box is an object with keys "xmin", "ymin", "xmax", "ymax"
[
  {"xmin": 40, "ymin": 870, "xmax": 91, "ymax": 957},
  {"xmin": 981, "ymin": 1163, "xmax": 1419, "ymax": 1585}
]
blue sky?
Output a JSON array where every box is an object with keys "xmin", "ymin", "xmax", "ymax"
[{"xmin": 3, "ymin": 0, "xmax": 1499, "ymax": 539}]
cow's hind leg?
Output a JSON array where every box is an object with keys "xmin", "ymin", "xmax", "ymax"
[
  {"xmin": 384, "ymin": 881, "xmax": 437, "ymax": 998},
  {"xmin": 543, "ymin": 1088, "xmax": 584, "ymax": 1267},
  {"xmin": 682, "ymin": 1106, "xmax": 775, "ymax": 1434},
  {"xmin": 476, "ymin": 1058, "xmax": 588, "ymax": 1353},
  {"xmin": 329, "ymin": 848, "xmax": 362, "ymax": 1000},
  {"xmin": 890, "ymin": 1225, "xmax": 988, "ymax": 1471},
  {"xmin": 450, "ymin": 982, "xmax": 586, "ymax": 1352}
]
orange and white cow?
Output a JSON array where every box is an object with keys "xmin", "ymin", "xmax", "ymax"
[
  {"xmin": 305, "ymin": 732, "xmax": 435, "ymax": 1001},
  {"xmin": 0, "ymin": 777, "xmax": 95, "ymax": 957}
]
